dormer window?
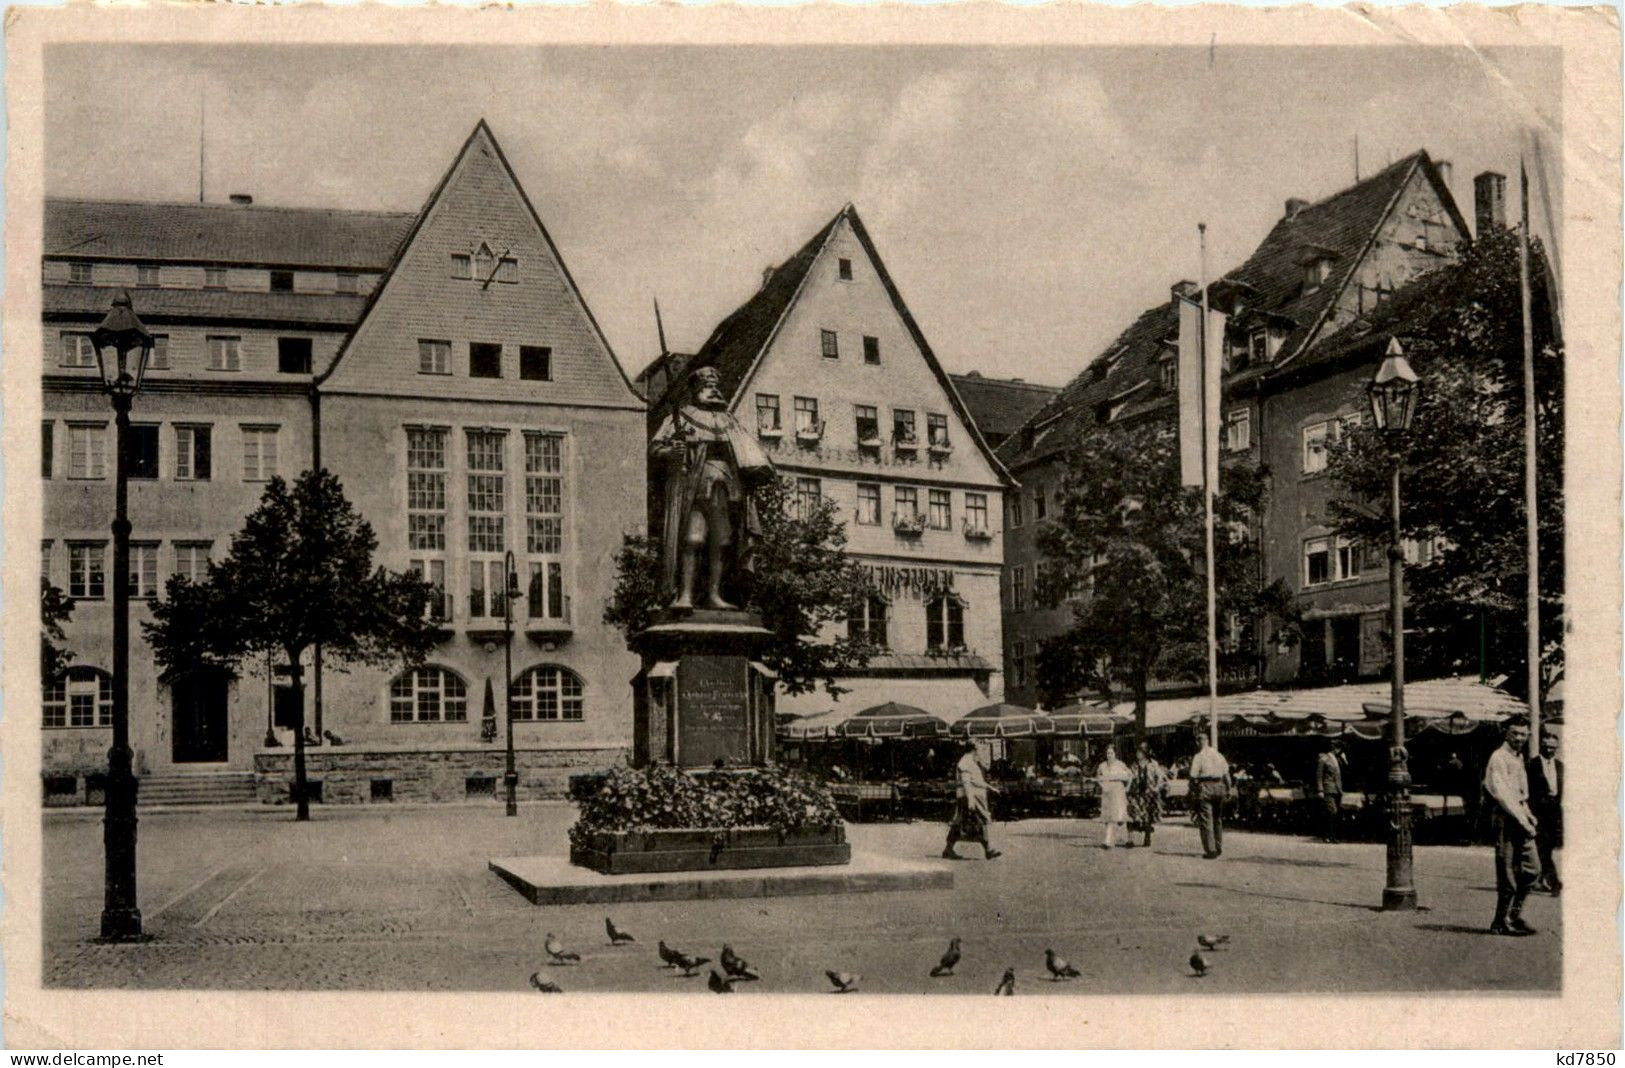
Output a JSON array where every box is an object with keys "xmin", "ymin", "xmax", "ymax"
[
  {"xmin": 1304, "ymin": 257, "xmax": 1333, "ymax": 290},
  {"xmin": 1249, "ymin": 329, "xmax": 1269, "ymax": 367}
]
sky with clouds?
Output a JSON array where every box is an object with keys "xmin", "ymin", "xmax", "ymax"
[{"xmin": 45, "ymin": 43, "xmax": 1560, "ymax": 387}]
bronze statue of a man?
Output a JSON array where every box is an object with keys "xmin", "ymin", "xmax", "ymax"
[{"xmin": 650, "ymin": 366, "xmax": 775, "ymax": 610}]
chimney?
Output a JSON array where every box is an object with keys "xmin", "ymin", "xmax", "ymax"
[
  {"xmin": 229, "ymin": 193, "xmax": 253, "ymax": 206},
  {"xmin": 760, "ymin": 264, "xmax": 776, "ymax": 290},
  {"xmin": 1474, "ymin": 171, "xmax": 1507, "ymax": 235},
  {"xmin": 1284, "ymin": 198, "xmax": 1310, "ymax": 220}
]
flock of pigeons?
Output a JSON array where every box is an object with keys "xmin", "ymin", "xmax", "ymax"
[{"xmin": 525, "ymin": 918, "xmax": 1233, "ymax": 993}]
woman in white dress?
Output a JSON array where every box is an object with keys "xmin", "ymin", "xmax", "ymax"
[{"xmin": 1096, "ymin": 743, "xmax": 1132, "ymax": 849}]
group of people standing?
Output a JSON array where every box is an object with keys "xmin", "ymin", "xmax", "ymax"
[{"xmin": 1483, "ymin": 715, "xmax": 1563, "ymax": 936}]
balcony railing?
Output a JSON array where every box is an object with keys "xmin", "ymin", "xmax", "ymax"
[
  {"xmin": 795, "ymin": 419, "xmax": 825, "ymax": 443},
  {"xmin": 892, "ymin": 511, "xmax": 926, "ymax": 536}
]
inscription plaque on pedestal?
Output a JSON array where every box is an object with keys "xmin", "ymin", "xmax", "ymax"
[{"xmin": 677, "ymin": 655, "xmax": 750, "ymax": 768}]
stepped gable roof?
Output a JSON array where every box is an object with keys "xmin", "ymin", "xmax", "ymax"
[
  {"xmin": 949, "ymin": 373, "xmax": 1060, "ymax": 443},
  {"xmin": 44, "ymin": 284, "xmax": 368, "ymax": 328},
  {"xmin": 997, "ymin": 151, "xmax": 1462, "ymax": 472},
  {"xmin": 45, "ymin": 198, "xmax": 416, "ymax": 270}
]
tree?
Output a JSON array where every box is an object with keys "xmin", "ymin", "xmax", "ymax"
[
  {"xmin": 144, "ymin": 469, "xmax": 439, "ymax": 820},
  {"xmin": 41, "ymin": 577, "xmax": 75, "ymax": 684},
  {"xmin": 606, "ymin": 475, "xmax": 875, "ymax": 696},
  {"xmin": 1326, "ymin": 226, "xmax": 1563, "ymax": 698},
  {"xmin": 1034, "ymin": 420, "xmax": 1277, "ymax": 739}
]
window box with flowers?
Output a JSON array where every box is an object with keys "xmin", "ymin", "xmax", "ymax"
[
  {"xmin": 963, "ymin": 519, "xmax": 994, "ymax": 542},
  {"xmin": 795, "ymin": 420, "xmax": 826, "ymax": 445},
  {"xmin": 893, "ymin": 511, "xmax": 927, "ymax": 536},
  {"xmin": 565, "ymin": 764, "xmax": 848, "ymax": 874}
]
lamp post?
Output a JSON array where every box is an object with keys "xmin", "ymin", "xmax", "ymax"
[
  {"xmin": 502, "ymin": 549, "xmax": 521, "ymax": 817},
  {"xmin": 90, "ymin": 292, "xmax": 154, "ymax": 941},
  {"xmin": 1367, "ymin": 337, "xmax": 1420, "ymax": 912}
]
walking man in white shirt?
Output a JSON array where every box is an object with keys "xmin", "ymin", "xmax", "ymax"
[
  {"xmin": 1189, "ymin": 729, "xmax": 1231, "ymax": 859},
  {"xmin": 1484, "ymin": 716, "xmax": 1540, "ymax": 936}
]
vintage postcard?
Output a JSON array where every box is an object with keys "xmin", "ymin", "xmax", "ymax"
[{"xmin": 3, "ymin": 3, "xmax": 1619, "ymax": 1050}]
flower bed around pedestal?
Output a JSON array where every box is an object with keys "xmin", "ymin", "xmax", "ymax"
[{"xmin": 567, "ymin": 764, "xmax": 851, "ymax": 874}]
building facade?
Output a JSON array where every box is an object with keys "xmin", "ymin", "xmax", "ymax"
[
  {"xmin": 40, "ymin": 122, "xmax": 645, "ymax": 805},
  {"xmin": 996, "ymin": 152, "xmax": 1476, "ymax": 706},
  {"xmin": 642, "ymin": 205, "xmax": 1013, "ymax": 719}
]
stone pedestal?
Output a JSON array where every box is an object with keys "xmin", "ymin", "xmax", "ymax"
[{"xmin": 631, "ymin": 609, "xmax": 776, "ymax": 769}]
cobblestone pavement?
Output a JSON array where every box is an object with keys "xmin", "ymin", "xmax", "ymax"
[{"xmin": 43, "ymin": 804, "xmax": 1560, "ymax": 993}]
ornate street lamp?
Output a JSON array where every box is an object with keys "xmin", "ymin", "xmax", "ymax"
[
  {"xmin": 90, "ymin": 292, "xmax": 154, "ymax": 941},
  {"xmin": 1367, "ymin": 336, "xmax": 1420, "ymax": 912},
  {"xmin": 502, "ymin": 549, "xmax": 522, "ymax": 817}
]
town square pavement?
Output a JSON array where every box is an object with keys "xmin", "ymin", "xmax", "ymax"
[{"xmin": 41, "ymin": 803, "xmax": 1560, "ymax": 993}]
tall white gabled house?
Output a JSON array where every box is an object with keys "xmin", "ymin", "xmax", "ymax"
[{"xmin": 642, "ymin": 205, "xmax": 1013, "ymax": 718}]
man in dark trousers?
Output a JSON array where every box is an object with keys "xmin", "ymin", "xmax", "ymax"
[
  {"xmin": 1316, "ymin": 739, "xmax": 1345, "ymax": 843},
  {"xmin": 1527, "ymin": 728, "xmax": 1563, "ymax": 895},
  {"xmin": 1484, "ymin": 716, "xmax": 1540, "ymax": 935},
  {"xmin": 1189, "ymin": 728, "xmax": 1231, "ymax": 859}
]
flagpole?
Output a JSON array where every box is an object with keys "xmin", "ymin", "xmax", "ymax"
[
  {"xmin": 1200, "ymin": 223, "xmax": 1220, "ymax": 750},
  {"xmin": 1519, "ymin": 156, "xmax": 1541, "ymax": 740}
]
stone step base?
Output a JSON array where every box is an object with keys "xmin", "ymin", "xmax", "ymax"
[
  {"xmin": 138, "ymin": 773, "xmax": 258, "ymax": 807},
  {"xmin": 489, "ymin": 850, "xmax": 952, "ymax": 906}
]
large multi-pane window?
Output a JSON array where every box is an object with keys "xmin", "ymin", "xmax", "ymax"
[
  {"xmin": 419, "ymin": 339, "xmax": 451, "ymax": 375},
  {"xmin": 465, "ymin": 431, "xmax": 506, "ymax": 552},
  {"xmin": 525, "ymin": 433, "xmax": 567, "ymax": 620},
  {"xmin": 148, "ymin": 335, "xmax": 170, "ymax": 370},
  {"xmin": 127, "ymin": 425, "xmax": 159, "ymax": 480},
  {"xmin": 60, "ymin": 332, "xmax": 95, "ymax": 368},
  {"xmin": 847, "ymin": 595, "xmax": 889, "ymax": 646},
  {"xmin": 794, "ymin": 396, "xmax": 820, "ymax": 434},
  {"xmin": 820, "ymin": 329, "xmax": 839, "ymax": 359},
  {"xmin": 68, "ymin": 542, "xmax": 106, "ymax": 599},
  {"xmin": 129, "ymin": 543, "xmax": 160, "ymax": 599},
  {"xmin": 893, "ymin": 409, "xmax": 917, "ymax": 444},
  {"xmin": 926, "ymin": 595, "xmax": 966, "ymax": 651},
  {"xmin": 855, "ymin": 483, "xmax": 881, "ymax": 525},
  {"xmin": 756, "ymin": 394, "xmax": 781, "ymax": 432},
  {"xmin": 468, "ymin": 559, "xmax": 513, "ymax": 620},
  {"xmin": 1011, "ymin": 565, "xmax": 1028, "ymax": 611},
  {"xmin": 927, "ymin": 413, "xmax": 950, "ymax": 448},
  {"xmin": 44, "ymin": 668, "xmax": 112, "ymax": 729},
  {"xmin": 406, "ymin": 428, "xmax": 448, "ymax": 552},
  {"xmin": 68, "ymin": 423, "xmax": 106, "ymax": 480},
  {"xmin": 928, "ymin": 489, "xmax": 952, "ymax": 530},
  {"xmin": 208, "ymin": 335, "xmax": 242, "ymax": 372},
  {"xmin": 795, "ymin": 477, "xmax": 822, "ymax": 520},
  {"xmin": 1011, "ymin": 641, "xmax": 1027, "ymax": 688},
  {"xmin": 174, "ymin": 542, "xmax": 212, "ymax": 585},
  {"xmin": 408, "ymin": 559, "xmax": 449, "ymax": 620},
  {"xmin": 855, "ymin": 405, "xmax": 880, "ymax": 443},
  {"xmin": 175, "ymin": 425, "xmax": 212, "ymax": 480},
  {"xmin": 1224, "ymin": 408, "xmax": 1252, "ymax": 452},
  {"xmin": 242, "ymin": 426, "xmax": 279, "ymax": 481},
  {"xmin": 511, "ymin": 665, "xmax": 585, "ymax": 721},
  {"xmin": 389, "ymin": 666, "xmax": 468, "ymax": 723},
  {"xmin": 965, "ymin": 493, "xmax": 989, "ymax": 534},
  {"xmin": 894, "ymin": 485, "xmax": 919, "ymax": 519}
]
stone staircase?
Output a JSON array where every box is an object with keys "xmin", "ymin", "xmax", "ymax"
[{"xmin": 137, "ymin": 771, "xmax": 258, "ymax": 807}]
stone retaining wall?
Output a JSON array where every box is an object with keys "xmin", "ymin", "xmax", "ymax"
[{"xmin": 253, "ymin": 746, "xmax": 628, "ymax": 805}]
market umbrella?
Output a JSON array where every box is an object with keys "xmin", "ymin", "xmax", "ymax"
[
  {"xmin": 1048, "ymin": 703, "xmax": 1130, "ymax": 736},
  {"xmin": 777, "ymin": 709, "xmax": 847, "ymax": 741},
  {"xmin": 951, "ymin": 703, "xmax": 1055, "ymax": 738},
  {"xmin": 835, "ymin": 702, "xmax": 947, "ymax": 739}
]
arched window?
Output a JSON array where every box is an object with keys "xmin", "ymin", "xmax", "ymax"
[
  {"xmin": 511, "ymin": 665, "xmax": 585, "ymax": 722},
  {"xmin": 926, "ymin": 594, "xmax": 966, "ymax": 652},
  {"xmin": 847, "ymin": 594, "xmax": 889, "ymax": 647},
  {"xmin": 43, "ymin": 666, "xmax": 112, "ymax": 728},
  {"xmin": 389, "ymin": 666, "xmax": 468, "ymax": 723}
]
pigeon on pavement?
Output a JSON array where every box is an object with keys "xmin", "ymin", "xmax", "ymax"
[
  {"xmin": 826, "ymin": 970, "xmax": 860, "ymax": 993},
  {"xmin": 528, "ymin": 973, "xmax": 563, "ymax": 993},
  {"xmin": 930, "ymin": 937, "xmax": 963, "ymax": 978},
  {"xmin": 673, "ymin": 951, "xmax": 712, "ymax": 977},
  {"xmin": 1044, "ymin": 949, "xmax": 1082, "ymax": 980},
  {"xmin": 993, "ymin": 968, "xmax": 1015, "ymax": 996},
  {"xmin": 606, "ymin": 917, "xmax": 635, "ymax": 945},
  {"xmin": 658, "ymin": 940, "xmax": 684, "ymax": 969},
  {"xmin": 1190, "ymin": 951, "xmax": 1210, "ymax": 977},
  {"xmin": 1196, "ymin": 934, "xmax": 1230, "ymax": 950},
  {"xmin": 544, "ymin": 933, "xmax": 581, "ymax": 964},
  {"xmin": 720, "ymin": 945, "xmax": 761, "ymax": 981},
  {"xmin": 708, "ymin": 969, "xmax": 739, "ymax": 994}
]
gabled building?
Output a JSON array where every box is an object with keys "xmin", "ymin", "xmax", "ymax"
[
  {"xmin": 41, "ymin": 121, "xmax": 645, "ymax": 805},
  {"xmin": 996, "ymin": 151, "xmax": 1475, "ymax": 706},
  {"xmin": 643, "ymin": 205, "xmax": 1014, "ymax": 717}
]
